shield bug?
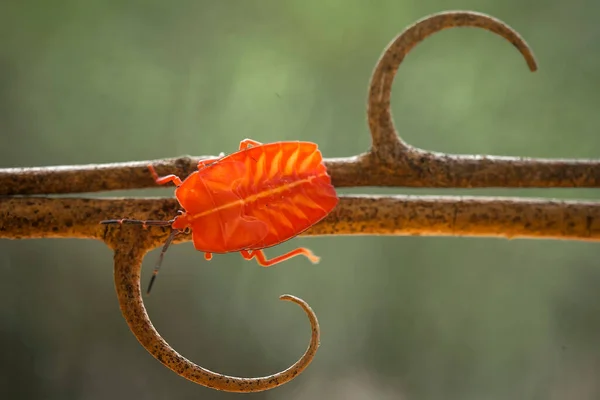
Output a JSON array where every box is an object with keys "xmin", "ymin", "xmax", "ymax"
[{"xmin": 101, "ymin": 138, "xmax": 339, "ymax": 293}]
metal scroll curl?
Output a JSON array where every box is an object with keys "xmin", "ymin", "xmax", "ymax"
[{"xmin": 110, "ymin": 227, "xmax": 320, "ymax": 393}]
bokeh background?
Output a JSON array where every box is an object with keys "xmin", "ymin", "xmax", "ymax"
[{"xmin": 2, "ymin": 1, "xmax": 600, "ymax": 399}]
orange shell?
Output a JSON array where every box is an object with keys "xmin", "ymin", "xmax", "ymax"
[{"xmin": 173, "ymin": 141, "xmax": 338, "ymax": 253}]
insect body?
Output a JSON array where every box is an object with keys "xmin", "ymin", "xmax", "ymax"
[{"xmin": 101, "ymin": 138, "xmax": 339, "ymax": 293}]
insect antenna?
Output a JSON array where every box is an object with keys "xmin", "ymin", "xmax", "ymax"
[
  {"xmin": 146, "ymin": 228, "xmax": 181, "ymax": 295},
  {"xmin": 99, "ymin": 218, "xmax": 175, "ymax": 227}
]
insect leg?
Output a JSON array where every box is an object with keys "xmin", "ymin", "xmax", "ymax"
[
  {"xmin": 239, "ymin": 138, "xmax": 263, "ymax": 150},
  {"xmin": 147, "ymin": 164, "xmax": 183, "ymax": 186},
  {"xmin": 197, "ymin": 157, "xmax": 220, "ymax": 170},
  {"xmin": 239, "ymin": 248, "xmax": 320, "ymax": 267}
]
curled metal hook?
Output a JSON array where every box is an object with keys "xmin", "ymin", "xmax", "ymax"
[
  {"xmin": 368, "ymin": 11, "xmax": 537, "ymax": 158},
  {"xmin": 112, "ymin": 232, "xmax": 320, "ymax": 393}
]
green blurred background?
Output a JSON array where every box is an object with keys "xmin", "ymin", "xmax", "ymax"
[{"xmin": 2, "ymin": 1, "xmax": 600, "ymax": 399}]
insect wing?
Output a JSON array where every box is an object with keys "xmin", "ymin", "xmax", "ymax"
[{"xmin": 235, "ymin": 142, "xmax": 339, "ymax": 248}]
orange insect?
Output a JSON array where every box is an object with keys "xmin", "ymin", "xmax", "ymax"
[{"xmin": 101, "ymin": 138, "xmax": 339, "ymax": 293}]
